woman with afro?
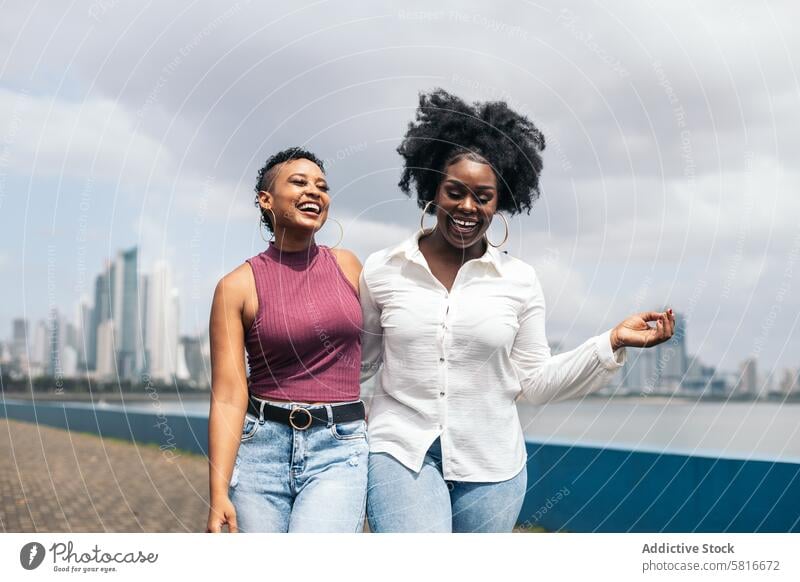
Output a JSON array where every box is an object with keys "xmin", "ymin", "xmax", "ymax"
[{"xmin": 359, "ymin": 89, "xmax": 675, "ymax": 532}]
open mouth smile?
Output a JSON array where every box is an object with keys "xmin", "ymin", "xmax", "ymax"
[
  {"xmin": 296, "ymin": 201, "xmax": 322, "ymax": 217},
  {"xmin": 447, "ymin": 215, "xmax": 480, "ymax": 236}
]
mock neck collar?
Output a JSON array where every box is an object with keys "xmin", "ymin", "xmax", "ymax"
[{"xmin": 264, "ymin": 241, "xmax": 320, "ymax": 266}]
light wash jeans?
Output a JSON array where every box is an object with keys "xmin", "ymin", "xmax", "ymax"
[
  {"xmin": 367, "ymin": 437, "xmax": 527, "ymax": 532},
  {"xmin": 228, "ymin": 400, "xmax": 368, "ymax": 532}
]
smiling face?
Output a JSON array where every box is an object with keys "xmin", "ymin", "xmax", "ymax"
[
  {"xmin": 257, "ymin": 158, "xmax": 330, "ymax": 236},
  {"xmin": 433, "ymin": 156, "xmax": 499, "ymax": 251}
]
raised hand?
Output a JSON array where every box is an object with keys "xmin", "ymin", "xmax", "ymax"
[{"xmin": 610, "ymin": 309, "xmax": 675, "ymax": 350}]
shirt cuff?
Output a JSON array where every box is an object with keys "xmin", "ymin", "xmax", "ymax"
[{"xmin": 594, "ymin": 328, "xmax": 626, "ymax": 370}]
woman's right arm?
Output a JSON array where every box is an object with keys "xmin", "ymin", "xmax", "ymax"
[
  {"xmin": 511, "ymin": 271, "xmax": 627, "ymax": 405},
  {"xmin": 206, "ymin": 270, "xmax": 250, "ymax": 533},
  {"xmin": 359, "ymin": 265, "xmax": 383, "ymax": 384}
]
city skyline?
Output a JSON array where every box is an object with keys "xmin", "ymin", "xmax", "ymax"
[
  {"xmin": 1, "ymin": 245, "xmax": 209, "ymax": 387},
  {"xmin": 2, "ymin": 245, "xmax": 798, "ymax": 399},
  {"xmin": 2, "ymin": 1, "xmax": 799, "ymax": 376}
]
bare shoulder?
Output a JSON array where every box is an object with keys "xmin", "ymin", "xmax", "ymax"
[
  {"xmin": 213, "ymin": 262, "xmax": 255, "ymax": 305},
  {"xmin": 329, "ymin": 247, "xmax": 362, "ymax": 292},
  {"xmin": 330, "ymin": 247, "xmax": 362, "ymax": 269}
]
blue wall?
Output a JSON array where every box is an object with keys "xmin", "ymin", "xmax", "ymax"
[
  {"xmin": 3, "ymin": 400, "xmax": 798, "ymax": 532},
  {"xmin": 521, "ymin": 441, "xmax": 800, "ymax": 532},
  {"xmin": 1, "ymin": 400, "xmax": 209, "ymax": 458}
]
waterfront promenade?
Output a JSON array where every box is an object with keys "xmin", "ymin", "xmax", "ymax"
[
  {"xmin": 0, "ymin": 419, "xmax": 209, "ymax": 532},
  {"xmin": 3, "ymin": 398, "xmax": 798, "ymax": 532}
]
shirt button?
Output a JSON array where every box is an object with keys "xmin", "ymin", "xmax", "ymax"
[
  {"xmin": 439, "ymin": 357, "xmax": 445, "ymax": 363},
  {"xmin": 439, "ymin": 391, "xmax": 445, "ymax": 396}
]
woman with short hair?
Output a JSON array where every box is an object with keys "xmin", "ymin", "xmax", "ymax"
[{"xmin": 206, "ymin": 147, "xmax": 367, "ymax": 533}]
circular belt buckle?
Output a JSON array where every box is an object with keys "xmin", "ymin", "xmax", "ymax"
[{"xmin": 288, "ymin": 406, "xmax": 313, "ymax": 430}]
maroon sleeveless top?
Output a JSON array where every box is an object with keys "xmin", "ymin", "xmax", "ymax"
[{"xmin": 244, "ymin": 242, "xmax": 362, "ymax": 402}]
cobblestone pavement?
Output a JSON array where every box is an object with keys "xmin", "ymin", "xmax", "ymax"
[
  {"xmin": 1, "ymin": 419, "xmax": 538, "ymax": 533},
  {"xmin": 0, "ymin": 419, "xmax": 209, "ymax": 532}
]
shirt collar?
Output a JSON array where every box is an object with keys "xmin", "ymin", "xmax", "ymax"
[{"xmin": 386, "ymin": 229, "xmax": 506, "ymax": 276}]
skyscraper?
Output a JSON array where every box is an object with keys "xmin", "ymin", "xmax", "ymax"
[
  {"xmin": 88, "ymin": 268, "xmax": 111, "ymax": 371},
  {"xmin": 11, "ymin": 318, "xmax": 28, "ymax": 362},
  {"xmin": 113, "ymin": 247, "xmax": 141, "ymax": 381},
  {"xmin": 144, "ymin": 260, "xmax": 180, "ymax": 382},
  {"xmin": 87, "ymin": 248, "xmax": 143, "ymax": 381},
  {"xmin": 622, "ymin": 348, "xmax": 659, "ymax": 394},
  {"xmin": 46, "ymin": 308, "xmax": 62, "ymax": 378},
  {"xmin": 30, "ymin": 320, "xmax": 49, "ymax": 377},
  {"xmin": 177, "ymin": 335, "xmax": 206, "ymax": 386},
  {"xmin": 654, "ymin": 309, "xmax": 688, "ymax": 391},
  {"xmin": 95, "ymin": 319, "xmax": 116, "ymax": 379},
  {"xmin": 736, "ymin": 357, "xmax": 759, "ymax": 397},
  {"xmin": 76, "ymin": 298, "xmax": 93, "ymax": 371}
]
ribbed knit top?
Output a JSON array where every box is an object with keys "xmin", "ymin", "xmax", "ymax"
[{"xmin": 244, "ymin": 242, "xmax": 361, "ymax": 402}]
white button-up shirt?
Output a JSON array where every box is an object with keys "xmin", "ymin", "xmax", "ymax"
[{"xmin": 359, "ymin": 230, "xmax": 627, "ymax": 482}]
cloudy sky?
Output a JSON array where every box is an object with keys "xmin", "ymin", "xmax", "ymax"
[{"xmin": 1, "ymin": 0, "xmax": 798, "ymax": 377}]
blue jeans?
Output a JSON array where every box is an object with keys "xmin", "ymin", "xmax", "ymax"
[
  {"xmin": 228, "ymin": 400, "xmax": 369, "ymax": 532},
  {"xmin": 367, "ymin": 438, "xmax": 527, "ymax": 532}
]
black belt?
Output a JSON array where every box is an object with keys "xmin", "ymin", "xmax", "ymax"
[{"xmin": 247, "ymin": 397, "xmax": 365, "ymax": 430}]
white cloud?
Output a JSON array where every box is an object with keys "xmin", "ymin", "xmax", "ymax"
[
  {"xmin": 3, "ymin": 0, "xmax": 799, "ymax": 372},
  {"xmin": 329, "ymin": 214, "xmax": 414, "ymax": 259},
  {"xmin": 534, "ymin": 155, "xmax": 800, "ymax": 264},
  {"xmin": 0, "ymin": 88, "xmax": 171, "ymax": 184}
]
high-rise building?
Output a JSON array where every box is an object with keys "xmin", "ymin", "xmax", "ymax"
[
  {"xmin": 76, "ymin": 298, "xmax": 93, "ymax": 372},
  {"xmin": 10, "ymin": 246, "xmax": 222, "ymax": 387},
  {"xmin": 170, "ymin": 290, "xmax": 180, "ymax": 376},
  {"xmin": 144, "ymin": 261, "xmax": 180, "ymax": 382},
  {"xmin": 653, "ymin": 309, "xmax": 687, "ymax": 391},
  {"xmin": 140, "ymin": 273, "xmax": 149, "ymax": 374},
  {"xmin": 43, "ymin": 309, "xmax": 81, "ymax": 380},
  {"xmin": 200, "ymin": 328, "xmax": 211, "ymax": 387},
  {"xmin": 11, "ymin": 318, "xmax": 28, "ymax": 361},
  {"xmin": 617, "ymin": 309, "xmax": 689, "ymax": 395},
  {"xmin": 61, "ymin": 345, "xmax": 78, "ymax": 378},
  {"xmin": 30, "ymin": 320, "xmax": 49, "ymax": 377},
  {"xmin": 736, "ymin": 357, "xmax": 759, "ymax": 397},
  {"xmin": 46, "ymin": 308, "xmax": 62, "ymax": 378},
  {"xmin": 178, "ymin": 335, "xmax": 206, "ymax": 385},
  {"xmin": 777, "ymin": 368, "xmax": 799, "ymax": 396},
  {"xmin": 88, "ymin": 268, "xmax": 112, "ymax": 371},
  {"xmin": 622, "ymin": 348, "xmax": 659, "ymax": 393},
  {"xmin": 681, "ymin": 355, "xmax": 726, "ymax": 396},
  {"xmin": 113, "ymin": 247, "xmax": 141, "ymax": 380},
  {"xmin": 95, "ymin": 319, "xmax": 116, "ymax": 380}
]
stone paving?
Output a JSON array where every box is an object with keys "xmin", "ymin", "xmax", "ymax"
[
  {"xmin": 1, "ymin": 418, "xmax": 539, "ymax": 533},
  {"xmin": 0, "ymin": 419, "xmax": 209, "ymax": 532}
]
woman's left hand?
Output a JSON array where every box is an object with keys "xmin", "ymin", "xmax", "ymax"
[{"xmin": 610, "ymin": 309, "xmax": 675, "ymax": 350}]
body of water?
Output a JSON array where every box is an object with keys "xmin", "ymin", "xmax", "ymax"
[
  {"xmin": 20, "ymin": 396, "xmax": 798, "ymax": 464},
  {"xmin": 517, "ymin": 399, "xmax": 800, "ymax": 463}
]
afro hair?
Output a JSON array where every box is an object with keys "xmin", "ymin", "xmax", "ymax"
[{"xmin": 397, "ymin": 88, "xmax": 546, "ymax": 215}]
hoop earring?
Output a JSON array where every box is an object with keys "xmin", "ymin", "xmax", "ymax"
[
  {"xmin": 319, "ymin": 217, "xmax": 344, "ymax": 248},
  {"xmin": 484, "ymin": 212, "xmax": 509, "ymax": 248},
  {"xmin": 419, "ymin": 201, "xmax": 437, "ymax": 234},
  {"xmin": 259, "ymin": 209, "xmax": 276, "ymax": 244}
]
